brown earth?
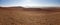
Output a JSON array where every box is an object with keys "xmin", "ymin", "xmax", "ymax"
[{"xmin": 0, "ymin": 7, "xmax": 60, "ymax": 25}]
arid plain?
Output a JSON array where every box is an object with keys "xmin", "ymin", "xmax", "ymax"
[{"xmin": 0, "ymin": 7, "xmax": 60, "ymax": 25}]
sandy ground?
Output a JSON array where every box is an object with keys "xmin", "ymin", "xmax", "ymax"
[{"xmin": 0, "ymin": 8, "xmax": 60, "ymax": 25}]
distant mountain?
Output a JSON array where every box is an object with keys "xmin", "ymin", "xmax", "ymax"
[{"xmin": 0, "ymin": 6, "xmax": 60, "ymax": 12}]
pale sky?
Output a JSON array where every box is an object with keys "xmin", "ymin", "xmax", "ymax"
[{"xmin": 0, "ymin": 0, "xmax": 60, "ymax": 7}]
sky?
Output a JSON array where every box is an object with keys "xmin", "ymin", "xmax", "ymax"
[{"xmin": 0, "ymin": 0, "xmax": 60, "ymax": 7}]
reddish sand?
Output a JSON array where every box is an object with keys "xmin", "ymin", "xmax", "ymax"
[{"xmin": 0, "ymin": 7, "xmax": 60, "ymax": 25}]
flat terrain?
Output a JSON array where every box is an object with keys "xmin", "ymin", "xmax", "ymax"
[{"xmin": 0, "ymin": 7, "xmax": 60, "ymax": 25}]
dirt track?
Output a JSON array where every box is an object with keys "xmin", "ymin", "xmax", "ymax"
[{"xmin": 0, "ymin": 8, "xmax": 60, "ymax": 25}]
